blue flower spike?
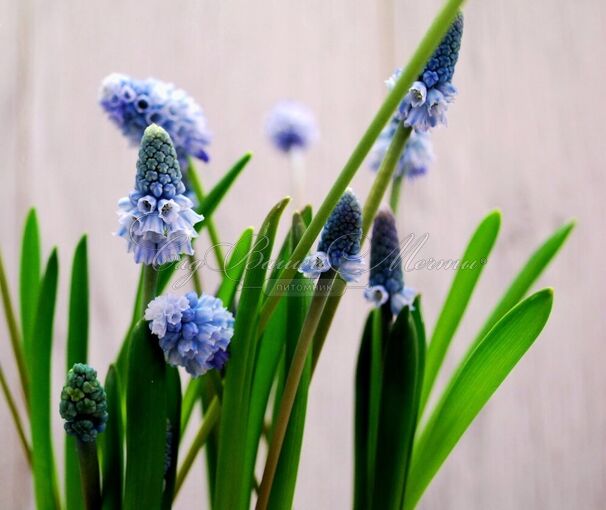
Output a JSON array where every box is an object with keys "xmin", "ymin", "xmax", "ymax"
[
  {"xmin": 369, "ymin": 117, "xmax": 434, "ymax": 179},
  {"xmin": 364, "ymin": 209, "xmax": 416, "ymax": 315},
  {"xmin": 394, "ymin": 12, "xmax": 463, "ymax": 132},
  {"xmin": 59, "ymin": 364, "xmax": 108, "ymax": 443},
  {"xmin": 266, "ymin": 100, "xmax": 318, "ymax": 154},
  {"xmin": 116, "ymin": 124, "xmax": 204, "ymax": 266},
  {"xmin": 299, "ymin": 189, "xmax": 365, "ymax": 282},
  {"xmin": 145, "ymin": 292, "xmax": 235, "ymax": 377},
  {"xmin": 99, "ymin": 73, "xmax": 211, "ymax": 168}
]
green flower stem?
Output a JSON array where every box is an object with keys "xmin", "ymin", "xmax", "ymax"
[
  {"xmin": 174, "ymin": 396, "xmax": 220, "ymax": 500},
  {"xmin": 257, "ymin": 0, "xmax": 464, "ymax": 334},
  {"xmin": 141, "ymin": 264, "xmax": 158, "ymax": 310},
  {"xmin": 389, "ymin": 173, "xmax": 405, "ymax": 213},
  {"xmin": 256, "ymin": 270, "xmax": 336, "ymax": 510},
  {"xmin": 76, "ymin": 439, "xmax": 101, "ymax": 510},
  {"xmin": 362, "ymin": 124, "xmax": 411, "ymax": 236},
  {"xmin": 0, "ymin": 363, "xmax": 31, "ymax": 465},
  {"xmin": 0, "ymin": 250, "xmax": 29, "ymax": 408},
  {"xmin": 311, "ymin": 124, "xmax": 412, "ymax": 378},
  {"xmin": 188, "ymin": 159, "xmax": 225, "ymax": 273},
  {"xmin": 188, "ymin": 255, "xmax": 203, "ymax": 294}
]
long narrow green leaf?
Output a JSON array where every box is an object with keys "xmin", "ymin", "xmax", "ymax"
[
  {"xmin": 215, "ymin": 197, "xmax": 290, "ymax": 510},
  {"xmin": 216, "ymin": 227, "xmax": 254, "ymax": 307},
  {"xmin": 354, "ymin": 312, "xmax": 374, "ymax": 510},
  {"xmin": 420, "ymin": 211, "xmax": 501, "ymax": 413},
  {"xmin": 162, "ymin": 367, "xmax": 182, "ymax": 509},
  {"xmin": 20, "ymin": 208, "xmax": 41, "ymax": 359},
  {"xmin": 156, "ymin": 153, "xmax": 252, "ymax": 293},
  {"xmin": 197, "ymin": 153, "xmax": 252, "ymax": 224},
  {"xmin": 101, "ymin": 365, "xmax": 123, "ymax": 510},
  {"xmin": 468, "ymin": 221, "xmax": 574, "ymax": 356},
  {"xmin": 267, "ymin": 213, "xmax": 311, "ymax": 509},
  {"xmin": 405, "ymin": 289, "xmax": 554, "ymax": 510},
  {"xmin": 372, "ymin": 307, "xmax": 423, "ymax": 510},
  {"xmin": 30, "ymin": 249, "xmax": 60, "ymax": 510},
  {"xmin": 124, "ymin": 321, "xmax": 167, "ymax": 510},
  {"xmin": 65, "ymin": 235, "xmax": 89, "ymax": 510}
]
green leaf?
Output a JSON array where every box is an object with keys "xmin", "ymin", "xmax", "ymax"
[
  {"xmin": 468, "ymin": 221, "xmax": 574, "ymax": 357},
  {"xmin": 101, "ymin": 365, "xmax": 123, "ymax": 510},
  {"xmin": 124, "ymin": 320, "xmax": 167, "ymax": 510},
  {"xmin": 372, "ymin": 307, "xmax": 423, "ymax": 510},
  {"xmin": 354, "ymin": 312, "xmax": 374, "ymax": 510},
  {"xmin": 30, "ymin": 249, "xmax": 60, "ymax": 510},
  {"xmin": 156, "ymin": 153, "xmax": 252, "ymax": 293},
  {"xmin": 267, "ymin": 213, "xmax": 311, "ymax": 510},
  {"xmin": 196, "ymin": 153, "xmax": 251, "ymax": 224},
  {"xmin": 411, "ymin": 296, "xmax": 426, "ymax": 349},
  {"xmin": 20, "ymin": 207, "xmax": 41, "ymax": 358},
  {"xmin": 420, "ymin": 210, "xmax": 501, "ymax": 413},
  {"xmin": 214, "ymin": 197, "xmax": 290, "ymax": 510},
  {"xmin": 65, "ymin": 236, "xmax": 89, "ymax": 510},
  {"xmin": 216, "ymin": 227, "xmax": 254, "ymax": 307},
  {"xmin": 162, "ymin": 367, "xmax": 182, "ymax": 509},
  {"xmin": 404, "ymin": 289, "xmax": 554, "ymax": 510}
]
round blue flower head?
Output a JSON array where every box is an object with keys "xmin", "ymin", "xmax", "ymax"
[
  {"xmin": 369, "ymin": 117, "xmax": 434, "ymax": 178},
  {"xmin": 100, "ymin": 73, "xmax": 211, "ymax": 169},
  {"xmin": 393, "ymin": 12, "xmax": 464, "ymax": 132},
  {"xmin": 266, "ymin": 100, "xmax": 318, "ymax": 153},
  {"xmin": 364, "ymin": 210, "xmax": 416, "ymax": 315},
  {"xmin": 59, "ymin": 364, "xmax": 108, "ymax": 443},
  {"xmin": 116, "ymin": 124, "xmax": 204, "ymax": 266},
  {"xmin": 299, "ymin": 189, "xmax": 364, "ymax": 282},
  {"xmin": 145, "ymin": 292, "xmax": 235, "ymax": 377}
]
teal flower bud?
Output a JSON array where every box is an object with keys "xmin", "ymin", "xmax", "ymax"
[{"xmin": 59, "ymin": 364, "xmax": 108, "ymax": 443}]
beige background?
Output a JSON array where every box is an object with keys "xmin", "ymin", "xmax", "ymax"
[{"xmin": 1, "ymin": 0, "xmax": 605, "ymax": 508}]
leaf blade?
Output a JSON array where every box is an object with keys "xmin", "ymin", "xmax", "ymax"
[
  {"xmin": 405, "ymin": 289, "xmax": 554, "ymax": 509},
  {"xmin": 420, "ymin": 210, "xmax": 501, "ymax": 413}
]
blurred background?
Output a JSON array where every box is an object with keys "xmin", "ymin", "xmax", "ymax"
[{"xmin": 1, "ymin": 0, "xmax": 605, "ymax": 508}]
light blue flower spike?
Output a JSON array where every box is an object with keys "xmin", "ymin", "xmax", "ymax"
[
  {"xmin": 116, "ymin": 124, "xmax": 204, "ymax": 266},
  {"xmin": 145, "ymin": 292, "xmax": 234, "ymax": 377}
]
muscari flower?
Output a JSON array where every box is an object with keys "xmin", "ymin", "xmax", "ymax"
[
  {"xmin": 99, "ymin": 73, "xmax": 211, "ymax": 169},
  {"xmin": 393, "ymin": 12, "xmax": 463, "ymax": 132},
  {"xmin": 145, "ymin": 292, "xmax": 234, "ymax": 377},
  {"xmin": 369, "ymin": 117, "xmax": 434, "ymax": 178},
  {"xmin": 59, "ymin": 364, "xmax": 108, "ymax": 443},
  {"xmin": 299, "ymin": 189, "xmax": 364, "ymax": 282},
  {"xmin": 266, "ymin": 100, "xmax": 318, "ymax": 153},
  {"xmin": 116, "ymin": 124, "xmax": 204, "ymax": 266},
  {"xmin": 364, "ymin": 210, "xmax": 416, "ymax": 315}
]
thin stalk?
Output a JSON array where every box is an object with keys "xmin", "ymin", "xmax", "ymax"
[
  {"xmin": 311, "ymin": 278, "xmax": 346, "ymax": 373},
  {"xmin": 362, "ymin": 125, "xmax": 411, "ymax": 235},
  {"xmin": 257, "ymin": 0, "xmax": 465, "ymax": 334},
  {"xmin": 187, "ymin": 255, "xmax": 203, "ymax": 294},
  {"xmin": 174, "ymin": 397, "xmax": 220, "ymax": 499},
  {"xmin": 389, "ymin": 174, "xmax": 405, "ymax": 213},
  {"xmin": 289, "ymin": 149, "xmax": 306, "ymax": 210},
  {"xmin": 76, "ymin": 439, "xmax": 102, "ymax": 510},
  {"xmin": 0, "ymin": 363, "xmax": 31, "ymax": 465},
  {"xmin": 256, "ymin": 270, "xmax": 336, "ymax": 510},
  {"xmin": 141, "ymin": 265, "xmax": 158, "ymax": 310},
  {"xmin": 0, "ymin": 251, "xmax": 29, "ymax": 408}
]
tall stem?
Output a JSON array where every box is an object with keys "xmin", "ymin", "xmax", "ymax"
[
  {"xmin": 141, "ymin": 265, "xmax": 158, "ymax": 310},
  {"xmin": 76, "ymin": 439, "xmax": 101, "ymax": 510},
  {"xmin": 0, "ymin": 251, "xmax": 29, "ymax": 408},
  {"xmin": 389, "ymin": 174, "xmax": 405, "ymax": 213},
  {"xmin": 0, "ymin": 363, "xmax": 31, "ymax": 465},
  {"xmin": 256, "ymin": 270, "xmax": 336, "ymax": 510},
  {"xmin": 257, "ymin": 0, "xmax": 465, "ymax": 333}
]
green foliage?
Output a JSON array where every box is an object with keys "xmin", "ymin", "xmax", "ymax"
[
  {"xmin": 101, "ymin": 365, "xmax": 123, "ymax": 510},
  {"xmin": 30, "ymin": 250, "xmax": 60, "ymax": 510}
]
